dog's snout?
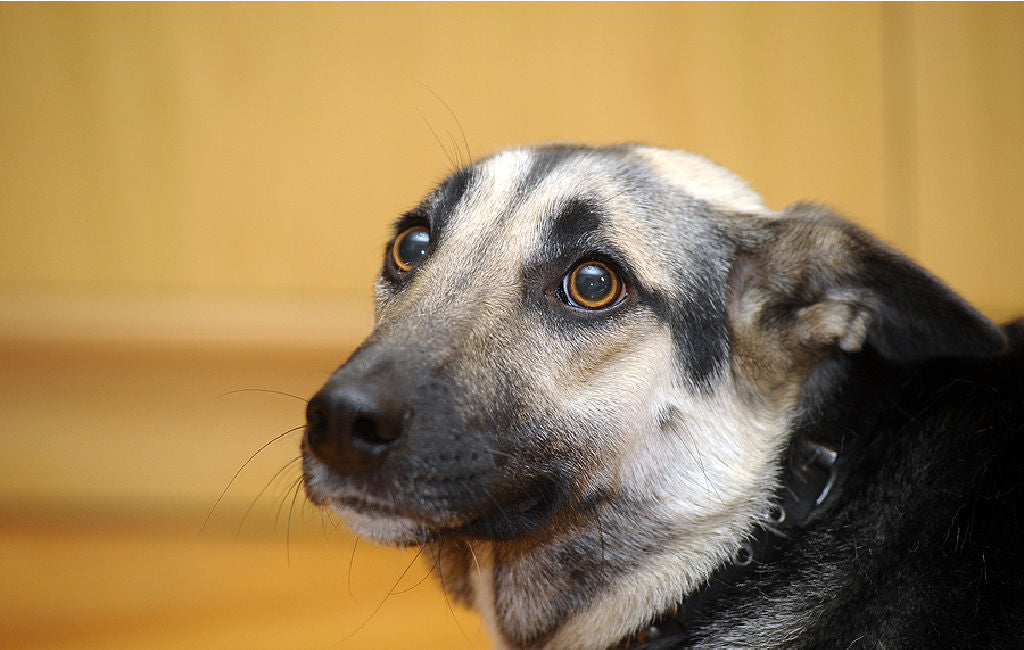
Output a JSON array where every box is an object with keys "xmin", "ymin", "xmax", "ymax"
[{"xmin": 305, "ymin": 384, "xmax": 404, "ymax": 472}]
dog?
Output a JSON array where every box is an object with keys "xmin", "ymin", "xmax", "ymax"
[{"xmin": 301, "ymin": 144, "xmax": 1024, "ymax": 648}]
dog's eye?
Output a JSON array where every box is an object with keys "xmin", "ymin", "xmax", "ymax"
[
  {"xmin": 392, "ymin": 226, "xmax": 430, "ymax": 271},
  {"xmin": 563, "ymin": 261, "xmax": 622, "ymax": 310}
]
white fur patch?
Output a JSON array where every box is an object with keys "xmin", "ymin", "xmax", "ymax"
[
  {"xmin": 633, "ymin": 146, "xmax": 769, "ymax": 214},
  {"xmin": 468, "ymin": 542, "xmax": 504, "ymax": 648},
  {"xmin": 334, "ymin": 507, "xmax": 430, "ymax": 546},
  {"xmin": 450, "ymin": 148, "xmax": 533, "ymax": 244},
  {"xmin": 546, "ymin": 337, "xmax": 794, "ymax": 648}
]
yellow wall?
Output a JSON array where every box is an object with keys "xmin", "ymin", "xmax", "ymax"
[
  {"xmin": 3, "ymin": 4, "xmax": 1021, "ymax": 322},
  {"xmin": 1, "ymin": 4, "xmax": 1022, "ymax": 649}
]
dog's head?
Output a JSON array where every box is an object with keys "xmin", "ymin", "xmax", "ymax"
[{"xmin": 302, "ymin": 144, "xmax": 1003, "ymax": 647}]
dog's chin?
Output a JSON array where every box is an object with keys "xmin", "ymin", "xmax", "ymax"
[
  {"xmin": 322, "ymin": 489, "xmax": 558, "ymax": 546},
  {"xmin": 330, "ymin": 504, "xmax": 435, "ymax": 546}
]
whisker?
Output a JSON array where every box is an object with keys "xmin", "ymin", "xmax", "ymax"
[
  {"xmin": 200, "ymin": 425, "xmax": 305, "ymax": 535},
  {"xmin": 275, "ymin": 476, "xmax": 303, "ymax": 532},
  {"xmin": 217, "ymin": 388, "xmax": 308, "ymax": 402},
  {"xmin": 435, "ymin": 541, "xmax": 472, "ymax": 644},
  {"xmin": 467, "ymin": 541, "xmax": 482, "ymax": 580},
  {"xmin": 286, "ymin": 474, "xmax": 304, "ymax": 567},
  {"xmin": 326, "ymin": 509, "xmax": 342, "ymax": 531},
  {"xmin": 347, "ymin": 536, "xmax": 360, "ymax": 600},
  {"xmin": 415, "ymin": 79, "xmax": 472, "ymax": 163},
  {"xmin": 465, "ymin": 540, "xmax": 486, "ymax": 644},
  {"xmin": 338, "ymin": 546, "xmax": 426, "ymax": 643},
  {"xmin": 235, "ymin": 455, "xmax": 302, "ymax": 540},
  {"xmin": 391, "ymin": 564, "xmax": 434, "ymax": 595},
  {"xmin": 447, "ymin": 130, "xmax": 463, "ymax": 168},
  {"xmin": 319, "ymin": 508, "xmax": 330, "ymax": 541},
  {"xmin": 417, "ymin": 108, "xmax": 456, "ymax": 170}
]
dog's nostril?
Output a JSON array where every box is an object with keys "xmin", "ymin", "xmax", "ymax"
[
  {"xmin": 352, "ymin": 415, "xmax": 379, "ymax": 443},
  {"xmin": 305, "ymin": 400, "xmax": 328, "ymax": 448},
  {"xmin": 351, "ymin": 412, "xmax": 401, "ymax": 445}
]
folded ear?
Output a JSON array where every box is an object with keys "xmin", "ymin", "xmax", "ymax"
[{"xmin": 727, "ymin": 203, "xmax": 1005, "ymax": 391}]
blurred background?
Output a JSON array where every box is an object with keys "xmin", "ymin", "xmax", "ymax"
[{"xmin": 1, "ymin": 3, "xmax": 1022, "ymax": 648}]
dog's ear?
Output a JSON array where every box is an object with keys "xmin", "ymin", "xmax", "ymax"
[{"xmin": 727, "ymin": 203, "xmax": 1005, "ymax": 390}]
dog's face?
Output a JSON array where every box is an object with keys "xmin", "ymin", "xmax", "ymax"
[
  {"xmin": 302, "ymin": 144, "xmax": 1003, "ymax": 647},
  {"xmin": 304, "ymin": 145, "xmax": 779, "ymax": 542}
]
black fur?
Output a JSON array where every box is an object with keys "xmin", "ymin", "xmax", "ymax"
[
  {"xmin": 638, "ymin": 323, "xmax": 1024, "ymax": 647},
  {"xmin": 779, "ymin": 204, "xmax": 1006, "ymax": 362},
  {"xmin": 426, "ymin": 167, "xmax": 473, "ymax": 241}
]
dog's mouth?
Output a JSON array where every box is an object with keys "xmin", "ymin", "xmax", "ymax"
[
  {"xmin": 300, "ymin": 371, "xmax": 570, "ymax": 546},
  {"xmin": 304, "ymin": 454, "xmax": 563, "ymax": 546},
  {"xmin": 324, "ymin": 495, "xmax": 438, "ymax": 546}
]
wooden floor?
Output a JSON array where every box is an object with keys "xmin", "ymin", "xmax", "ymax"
[{"xmin": 0, "ymin": 342, "xmax": 489, "ymax": 650}]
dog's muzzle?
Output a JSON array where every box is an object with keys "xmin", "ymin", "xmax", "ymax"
[{"xmin": 300, "ymin": 345, "xmax": 568, "ymax": 543}]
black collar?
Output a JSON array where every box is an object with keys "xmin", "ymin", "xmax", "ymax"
[{"xmin": 617, "ymin": 437, "xmax": 844, "ymax": 648}]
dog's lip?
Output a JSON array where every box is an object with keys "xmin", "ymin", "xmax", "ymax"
[
  {"xmin": 323, "ymin": 488, "xmax": 550, "ymax": 538},
  {"xmin": 325, "ymin": 493, "xmax": 471, "ymax": 529},
  {"xmin": 329, "ymin": 494, "xmax": 426, "ymax": 520}
]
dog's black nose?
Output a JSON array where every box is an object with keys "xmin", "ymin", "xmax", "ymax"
[{"xmin": 305, "ymin": 384, "xmax": 404, "ymax": 472}]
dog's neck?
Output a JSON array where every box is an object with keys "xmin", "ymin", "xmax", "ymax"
[
  {"xmin": 430, "ymin": 452, "xmax": 839, "ymax": 650},
  {"xmin": 615, "ymin": 435, "xmax": 845, "ymax": 647},
  {"xmin": 447, "ymin": 435, "xmax": 845, "ymax": 650}
]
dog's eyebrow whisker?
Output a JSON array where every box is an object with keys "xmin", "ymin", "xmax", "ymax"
[
  {"xmin": 200, "ymin": 424, "xmax": 306, "ymax": 536},
  {"xmin": 235, "ymin": 454, "xmax": 302, "ymax": 541},
  {"xmin": 416, "ymin": 108, "xmax": 457, "ymax": 171},
  {"xmin": 415, "ymin": 79, "xmax": 472, "ymax": 164},
  {"xmin": 447, "ymin": 130, "xmax": 462, "ymax": 169},
  {"xmin": 216, "ymin": 387, "xmax": 308, "ymax": 402}
]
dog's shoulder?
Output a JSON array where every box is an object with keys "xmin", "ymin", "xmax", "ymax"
[{"xmin": 787, "ymin": 323, "xmax": 1023, "ymax": 646}]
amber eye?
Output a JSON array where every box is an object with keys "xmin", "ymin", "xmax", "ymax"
[
  {"xmin": 392, "ymin": 226, "xmax": 430, "ymax": 271},
  {"xmin": 563, "ymin": 261, "xmax": 622, "ymax": 310}
]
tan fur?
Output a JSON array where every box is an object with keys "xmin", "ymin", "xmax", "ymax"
[
  {"xmin": 726, "ymin": 216, "xmax": 878, "ymax": 402},
  {"xmin": 633, "ymin": 146, "xmax": 769, "ymax": 214}
]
